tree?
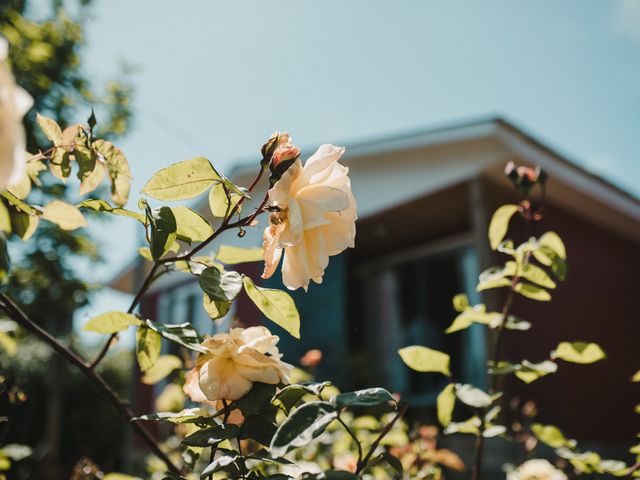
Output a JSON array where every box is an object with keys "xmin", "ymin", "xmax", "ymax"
[{"xmin": 0, "ymin": 1, "xmax": 133, "ymax": 478}]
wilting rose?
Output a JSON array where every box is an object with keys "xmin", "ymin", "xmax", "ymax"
[
  {"xmin": 507, "ymin": 459, "xmax": 567, "ymax": 480},
  {"xmin": 0, "ymin": 38, "xmax": 33, "ymax": 190},
  {"xmin": 184, "ymin": 326, "xmax": 291, "ymax": 402},
  {"xmin": 262, "ymin": 144, "xmax": 357, "ymax": 290}
]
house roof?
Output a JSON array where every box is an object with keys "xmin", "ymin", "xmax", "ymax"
[{"xmin": 109, "ymin": 116, "xmax": 640, "ymax": 293}]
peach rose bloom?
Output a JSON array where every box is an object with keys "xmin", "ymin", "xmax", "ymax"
[
  {"xmin": 0, "ymin": 38, "xmax": 33, "ymax": 190},
  {"xmin": 184, "ymin": 326, "xmax": 291, "ymax": 402},
  {"xmin": 262, "ymin": 144, "xmax": 356, "ymax": 290},
  {"xmin": 507, "ymin": 459, "xmax": 567, "ymax": 480}
]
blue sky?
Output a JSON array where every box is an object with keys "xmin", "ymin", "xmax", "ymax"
[{"xmin": 74, "ymin": 0, "xmax": 640, "ymax": 327}]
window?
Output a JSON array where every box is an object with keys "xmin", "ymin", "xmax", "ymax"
[{"xmin": 356, "ymin": 237, "xmax": 485, "ymax": 405}]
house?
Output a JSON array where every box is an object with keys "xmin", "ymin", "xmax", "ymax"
[{"xmin": 110, "ymin": 117, "xmax": 640, "ymax": 456}]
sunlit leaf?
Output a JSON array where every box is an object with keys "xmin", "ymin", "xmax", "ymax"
[
  {"xmin": 136, "ymin": 325, "xmax": 162, "ymax": 372},
  {"xmin": 41, "ymin": 200, "xmax": 87, "ymax": 230},
  {"xmin": 82, "ymin": 311, "xmax": 141, "ymax": 334},
  {"xmin": 514, "ymin": 282, "xmax": 551, "ymax": 301},
  {"xmin": 632, "ymin": 370, "xmax": 640, "ymax": 382},
  {"xmin": 553, "ymin": 341, "xmax": 606, "ymax": 364},
  {"xmin": 335, "ymin": 388, "xmax": 396, "ymax": 408},
  {"xmin": 518, "ymin": 262, "xmax": 556, "ymax": 289},
  {"xmin": 398, "ymin": 345, "xmax": 450, "ymax": 375},
  {"xmin": 199, "ymin": 267, "xmax": 243, "ymax": 301},
  {"xmin": 0, "ymin": 202, "xmax": 11, "ymax": 234},
  {"xmin": 437, "ymin": 383, "xmax": 456, "ymax": 427},
  {"xmin": 0, "ymin": 332, "xmax": 17, "ymax": 356},
  {"xmin": 8, "ymin": 173, "xmax": 31, "ymax": 200},
  {"xmin": 215, "ymin": 245, "xmax": 264, "ymax": 264},
  {"xmin": 531, "ymin": 423, "xmax": 576, "ymax": 448},
  {"xmin": 515, "ymin": 360, "xmax": 558, "ymax": 384},
  {"xmin": 488, "ymin": 204, "xmax": 519, "ymax": 250},
  {"xmin": 36, "ymin": 113, "xmax": 63, "ymax": 145},
  {"xmin": 142, "ymin": 157, "xmax": 220, "ymax": 201},
  {"xmin": 202, "ymin": 293, "xmax": 231, "ymax": 320},
  {"xmin": 144, "ymin": 320, "xmax": 205, "ymax": 353},
  {"xmin": 93, "ymin": 139, "xmax": 131, "ymax": 207},
  {"xmin": 182, "ymin": 424, "xmax": 240, "ymax": 447},
  {"xmin": 242, "ymin": 276, "xmax": 300, "ymax": 339},
  {"xmin": 103, "ymin": 474, "xmax": 142, "ymax": 480},
  {"xmin": 78, "ymin": 199, "xmax": 145, "ymax": 222},
  {"xmin": 452, "ymin": 294, "xmax": 469, "ymax": 313},
  {"xmin": 456, "ymin": 384, "xmax": 492, "ymax": 408},
  {"xmin": 148, "ymin": 206, "xmax": 177, "ymax": 260},
  {"xmin": 141, "ymin": 355, "xmax": 182, "ymax": 385},
  {"xmin": 169, "ymin": 206, "xmax": 213, "ymax": 244},
  {"xmin": 209, "ymin": 181, "xmax": 241, "ymax": 218},
  {"xmin": 444, "ymin": 416, "xmax": 481, "ymax": 436}
]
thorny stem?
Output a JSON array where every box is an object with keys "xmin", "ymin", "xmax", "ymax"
[
  {"xmin": 0, "ymin": 293, "xmax": 182, "ymax": 474},
  {"xmin": 356, "ymin": 403, "xmax": 408, "ymax": 475}
]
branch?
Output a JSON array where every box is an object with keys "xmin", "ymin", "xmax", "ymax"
[
  {"xmin": 0, "ymin": 292, "xmax": 182, "ymax": 475},
  {"xmin": 356, "ymin": 403, "xmax": 407, "ymax": 474}
]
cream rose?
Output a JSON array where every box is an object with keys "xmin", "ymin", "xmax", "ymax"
[
  {"xmin": 0, "ymin": 37, "xmax": 33, "ymax": 190},
  {"xmin": 184, "ymin": 326, "xmax": 291, "ymax": 402},
  {"xmin": 507, "ymin": 459, "xmax": 567, "ymax": 480},
  {"xmin": 262, "ymin": 144, "xmax": 356, "ymax": 290}
]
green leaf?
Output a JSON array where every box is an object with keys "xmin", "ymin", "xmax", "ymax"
[
  {"xmin": 202, "ymin": 293, "xmax": 231, "ymax": 320},
  {"xmin": 142, "ymin": 157, "xmax": 220, "ymax": 201},
  {"xmin": 10, "ymin": 211, "xmax": 38, "ymax": 241},
  {"xmin": 135, "ymin": 410, "xmax": 213, "ymax": 424},
  {"xmin": 514, "ymin": 282, "xmax": 551, "ymax": 301},
  {"xmin": 208, "ymin": 181, "xmax": 241, "ymax": 218},
  {"xmin": 36, "ymin": 113, "xmax": 63, "ymax": 145},
  {"xmin": 141, "ymin": 355, "xmax": 182, "ymax": 385},
  {"xmin": 215, "ymin": 245, "xmax": 264, "ymax": 264},
  {"xmin": 446, "ymin": 305, "xmax": 502, "ymax": 333},
  {"xmin": 0, "ymin": 332, "xmax": 17, "ymax": 356},
  {"xmin": 182, "ymin": 424, "xmax": 239, "ymax": 447},
  {"xmin": 93, "ymin": 139, "xmax": 131, "ymax": 207},
  {"xmin": 0, "ymin": 202, "xmax": 11, "ymax": 234},
  {"xmin": 452, "ymin": 293, "xmax": 469, "ymax": 312},
  {"xmin": 240, "ymin": 414, "xmax": 277, "ymax": 446},
  {"xmin": 270, "ymin": 401, "xmax": 338, "ymax": 457},
  {"xmin": 531, "ymin": 423, "xmax": 575, "ymax": 448},
  {"xmin": 553, "ymin": 341, "xmax": 606, "ymax": 364},
  {"xmin": 398, "ymin": 345, "xmax": 450, "ymax": 375},
  {"xmin": 437, "ymin": 383, "xmax": 456, "ymax": 427},
  {"xmin": 455, "ymin": 384, "xmax": 492, "ymax": 408},
  {"xmin": 504, "ymin": 315, "xmax": 531, "ymax": 331},
  {"xmin": 242, "ymin": 276, "xmax": 300, "ymax": 339},
  {"xmin": 199, "ymin": 267, "xmax": 243, "ymax": 302},
  {"xmin": 171, "ymin": 206, "xmax": 213, "ymax": 243},
  {"xmin": 144, "ymin": 320, "xmax": 205, "ymax": 353},
  {"xmin": 200, "ymin": 453, "xmax": 240, "ymax": 478},
  {"xmin": 236, "ymin": 383, "xmax": 278, "ymax": 417},
  {"xmin": 136, "ymin": 326, "xmax": 162, "ymax": 372},
  {"xmin": 103, "ymin": 474, "xmax": 142, "ymax": 480},
  {"xmin": 488, "ymin": 204, "xmax": 519, "ymax": 250},
  {"xmin": 515, "ymin": 360, "xmax": 558, "ymax": 384},
  {"xmin": 518, "ymin": 262, "xmax": 556, "ymax": 289},
  {"xmin": 537, "ymin": 231, "xmax": 566, "ymax": 260},
  {"xmin": 41, "ymin": 200, "xmax": 88, "ymax": 231},
  {"xmin": 381, "ymin": 451, "xmax": 403, "ymax": 475},
  {"xmin": 148, "ymin": 206, "xmax": 177, "ymax": 260},
  {"xmin": 49, "ymin": 148, "xmax": 71, "ymax": 181},
  {"xmin": 78, "ymin": 199, "xmax": 145, "ymax": 223},
  {"xmin": 334, "ymin": 388, "xmax": 396, "ymax": 408},
  {"xmin": 303, "ymin": 472, "xmax": 360, "ymax": 480},
  {"xmin": 274, "ymin": 382, "xmax": 331, "ymax": 413},
  {"xmin": 444, "ymin": 416, "xmax": 481, "ymax": 436},
  {"xmin": 82, "ymin": 311, "xmax": 141, "ymax": 334}
]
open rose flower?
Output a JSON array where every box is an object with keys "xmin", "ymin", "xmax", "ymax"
[
  {"xmin": 0, "ymin": 37, "xmax": 33, "ymax": 190},
  {"xmin": 262, "ymin": 144, "xmax": 356, "ymax": 290},
  {"xmin": 184, "ymin": 326, "xmax": 291, "ymax": 402},
  {"xmin": 507, "ymin": 459, "xmax": 567, "ymax": 480}
]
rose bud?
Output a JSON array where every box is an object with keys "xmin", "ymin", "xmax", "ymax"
[
  {"xmin": 300, "ymin": 348, "xmax": 323, "ymax": 368},
  {"xmin": 261, "ymin": 131, "xmax": 291, "ymax": 165},
  {"xmin": 269, "ymin": 144, "xmax": 301, "ymax": 185}
]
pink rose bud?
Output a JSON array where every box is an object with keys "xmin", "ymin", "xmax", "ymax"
[
  {"xmin": 261, "ymin": 131, "xmax": 291, "ymax": 164},
  {"xmin": 269, "ymin": 144, "xmax": 300, "ymax": 185}
]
